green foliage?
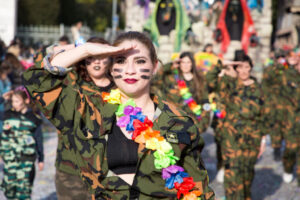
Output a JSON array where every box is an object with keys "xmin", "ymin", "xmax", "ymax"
[
  {"xmin": 17, "ymin": 0, "xmax": 125, "ymax": 31},
  {"xmin": 18, "ymin": 0, "xmax": 60, "ymax": 25}
]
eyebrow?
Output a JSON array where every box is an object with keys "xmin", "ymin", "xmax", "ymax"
[
  {"xmin": 134, "ymin": 56, "xmax": 148, "ymax": 60},
  {"xmin": 114, "ymin": 56, "xmax": 148, "ymax": 60}
]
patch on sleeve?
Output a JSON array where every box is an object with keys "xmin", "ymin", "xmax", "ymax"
[{"xmin": 166, "ymin": 132, "xmax": 178, "ymax": 143}]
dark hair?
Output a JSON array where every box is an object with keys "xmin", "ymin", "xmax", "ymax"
[
  {"xmin": 0, "ymin": 61, "xmax": 12, "ymax": 75},
  {"xmin": 203, "ymin": 43, "xmax": 213, "ymax": 52},
  {"xmin": 13, "ymin": 86, "xmax": 30, "ymax": 102},
  {"xmin": 113, "ymin": 31, "xmax": 158, "ymax": 64},
  {"xmin": 59, "ymin": 35, "xmax": 70, "ymax": 44},
  {"xmin": 233, "ymin": 50, "xmax": 253, "ymax": 69},
  {"xmin": 4, "ymin": 53, "xmax": 24, "ymax": 70},
  {"xmin": 179, "ymin": 52, "xmax": 205, "ymax": 102},
  {"xmin": 75, "ymin": 37, "xmax": 110, "ymax": 82}
]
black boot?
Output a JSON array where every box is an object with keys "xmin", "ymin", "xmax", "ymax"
[{"xmin": 273, "ymin": 147, "xmax": 281, "ymax": 161}]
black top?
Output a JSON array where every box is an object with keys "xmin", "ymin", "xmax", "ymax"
[
  {"xmin": 98, "ymin": 81, "xmax": 115, "ymax": 92},
  {"xmin": 107, "ymin": 121, "xmax": 139, "ymax": 174}
]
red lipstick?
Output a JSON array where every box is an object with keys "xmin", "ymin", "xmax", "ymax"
[{"xmin": 124, "ymin": 78, "xmax": 138, "ymax": 84}]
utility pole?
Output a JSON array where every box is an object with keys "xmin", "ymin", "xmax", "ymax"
[{"xmin": 111, "ymin": 0, "xmax": 118, "ymax": 42}]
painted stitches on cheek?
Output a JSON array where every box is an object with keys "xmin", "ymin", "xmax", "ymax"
[
  {"xmin": 141, "ymin": 75, "xmax": 150, "ymax": 79},
  {"xmin": 139, "ymin": 69, "xmax": 150, "ymax": 73},
  {"xmin": 113, "ymin": 68, "xmax": 123, "ymax": 79},
  {"xmin": 139, "ymin": 68, "xmax": 151, "ymax": 79},
  {"xmin": 113, "ymin": 68, "xmax": 123, "ymax": 72},
  {"xmin": 114, "ymin": 75, "xmax": 122, "ymax": 79}
]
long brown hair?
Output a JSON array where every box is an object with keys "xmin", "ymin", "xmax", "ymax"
[
  {"xmin": 179, "ymin": 52, "xmax": 205, "ymax": 101},
  {"xmin": 75, "ymin": 37, "xmax": 111, "ymax": 82}
]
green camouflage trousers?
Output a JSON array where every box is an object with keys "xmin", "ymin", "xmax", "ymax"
[
  {"xmin": 283, "ymin": 118, "xmax": 300, "ymax": 184},
  {"xmin": 55, "ymin": 169, "xmax": 92, "ymax": 200},
  {"xmin": 270, "ymin": 105, "xmax": 293, "ymax": 149},
  {"xmin": 1, "ymin": 160, "xmax": 35, "ymax": 200},
  {"xmin": 223, "ymin": 148, "xmax": 259, "ymax": 200}
]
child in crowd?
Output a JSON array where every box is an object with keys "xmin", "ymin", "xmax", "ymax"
[{"xmin": 0, "ymin": 86, "xmax": 44, "ymax": 199}]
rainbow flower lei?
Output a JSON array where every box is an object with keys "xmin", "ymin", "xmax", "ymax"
[
  {"xmin": 102, "ymin": 89, "xmax": 202, "ymax": 200},
  {"xmin": 174, "ymin": 69, "xmax": 226, "ymax": 120}
]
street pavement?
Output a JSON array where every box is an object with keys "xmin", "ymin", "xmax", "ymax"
[{"xmin": 0, "ymin": 127, "xmax": 299, "ymax": 200}]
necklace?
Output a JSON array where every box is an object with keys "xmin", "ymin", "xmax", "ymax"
[
  {"xmin": 102, "ymin": 89, "xmax": 202, "ymax": 199},
  {"xmin": 174, "ymin": 69, "xmax": 226, "ymax": 121}
]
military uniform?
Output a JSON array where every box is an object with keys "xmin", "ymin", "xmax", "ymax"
[
  {"xmin": 23, "ymin": 56, "xmax": 215, "ymax": 199},
  {"xmin": 152, "ymin": 63, "xmax": 210, "ymax": 134},
  {"xmin": 206, "ymin": 62, "xmax": 267, "ymax": 200},
  {"xmin": 262, "ymin": 63, "xmax": 298, "ymax": 173},
  {"xmin": 277, "ymin": 65, "xmax": 300, "ymax": 180},
  {"xmin": 32, "ymin": 53, "xmax": 114, "ymax": 200},
  {"xmin": 0, "ymin": 109, "xmax": 43, "ymax": 199},
  {"xmin": 261, "ymin": 64, "xmax": 290, "ymax": 153}
]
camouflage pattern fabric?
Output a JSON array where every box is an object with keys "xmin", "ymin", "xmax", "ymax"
[
  {"xmin": 206, "ymin": 62, "xmax": 267, "ymax": 200},
  {"xmin": 0, "ymin": 109, "xmax": 41, "ymax": 199},
  {"xmin": 30, "ymin": 52, "xmax": 115, "ymax": 198},
  {"xmin": 277, "ymin": 66, "xmax": 300, "ymax": 177},
  {"xmin": 23, "ymin": 58, "xmax": 215, "ymax": 199},
  {"xmin": 262, "ymin": 63, "xmax": 298, "ymax": 174},
  {"xmin": 55, "ymin": 170, "xmax": 92, "ymax": 200},
  {"xmin": 261, "ymin": 64, "xmax": 292, "ymax": 149},
  {"xmin": 151, "ymin": 63, "xmax": 210, "ymax": 134}
]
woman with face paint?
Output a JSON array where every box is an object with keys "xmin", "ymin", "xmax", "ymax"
[
  {"xmin": 152, "ymin": 52, "xmax": 211, "ymax": 134},
  {"xmin": 206, "ymin": 53, "xmax": 268, "ymax": 200},
  {"xmin": 25, "ymin": 37, "xmax": 118, "ymax": 200},
  {"xmin": 24, "ymin": 31, "xmax": 215, "ymax": 199}
]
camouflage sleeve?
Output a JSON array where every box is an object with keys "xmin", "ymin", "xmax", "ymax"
[
  {"xmin": 151, "ymin": 63, "xmax": 173, "ymax": 96},
  {"xmin": 22, "ymin": 52, "xmax": 78, "ymax": 132},
  {"xmin": 196, "ymin": 89, "xmax": 211, "ymax": 133},
  {"xmin": 261, "ymin": 67, "xmax": 272, "ymax": 96},
  {"xmin": 206, "ymin": 61, "xmax": 222, "ymax": 92},
  {"xmin": 206, "ymin": 61, "xmax": 236, "ymax": 96},
  {"xmin": 258, "ymin": 90, "xmax": 270, "ymax": 136},
  {"xmin": 182, "ymin": 118, "xmax": 215, "ymax": 199}
]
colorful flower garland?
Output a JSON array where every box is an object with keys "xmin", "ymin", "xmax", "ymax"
[
  {"xmin": 102, "ymin": 89, "xmax": 202, "ymax": 200},
  {"xmin": 174, "ymin": 69, "xmax": 226, "ymax": 120}
]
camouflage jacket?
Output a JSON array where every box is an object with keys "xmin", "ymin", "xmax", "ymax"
[
  {"xmin": 261, "ymin": 64, "xmax": 296, "ymax": 106},
  {"xmin": 23, "ymin": 59, "xmax": 215, "ymax": 199},
  {"xmin": 206, "ymin": 63, "xmax": 267, "ymax": 149},
  {"xmin": 281, "ymin": 66, "xmax": 300, "ymax": 123},
  {"xmin": 0, "ymin": 109, "xmax": 43, "ymax": 162},
  {"xmin": 24, "ymin": 52, "xmax": 115, "ymax": 176},
  {"xmin": 151, "ymin": 63, "xmax": 210, "ymax": 134}
]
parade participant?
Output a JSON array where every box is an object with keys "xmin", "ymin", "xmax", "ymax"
[
  {"xmin": 291, "ymin": 57, "xmax": 300, "ymax": 187},
  {"xmin": 0, "ymin": 87, "xmax": 44, "ymax": 199},
  {"xmin": 152, "ymin": 52, "xmax": 211, "ymax": 133},
  {"xmin": 206, "ymin": 53, "xmax": 267, "ymax": 199},
  {"xmin": 261, "ymin": 50, "xmax": 289, "ymax": 161},
  {"xmin": 23, "ymin": 31, "xmax": 214, "ymax": 199},
  {"xmin": 278, "ymin": 51, "xmax": 300, "ymax": 184},
  {"xmin": 32, "ymin": 37, "xmax": 114, "ymax": 200}
]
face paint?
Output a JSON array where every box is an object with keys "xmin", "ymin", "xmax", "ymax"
[
  {"xmin": 141, "ymin": 75, "xmax": 150, "ymax": 79},
  {"xmin": 113, "ymin": 68, "xmax": 123, "ymax": 72},
  {"xmin": 114, "ymin": 75, "xmax": 123, "ymax": 79},
  {"xmin": 139, "ymin": 69, "xmax": 150, "ymax": 73}
]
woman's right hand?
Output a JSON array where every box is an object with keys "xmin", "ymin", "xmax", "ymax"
[
  {"xmin": 84, "ymin": 42, "xmax": 135, "ymax": 57},
  {"xmin": 171, "ymin": 58, "xmax": 181, "ymax": 69}
]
